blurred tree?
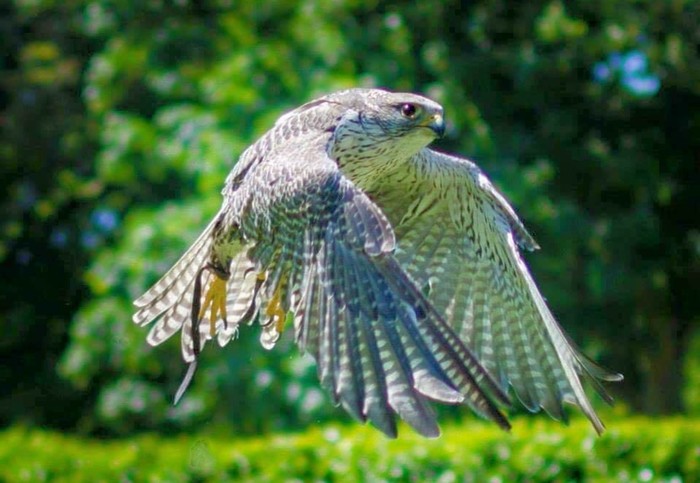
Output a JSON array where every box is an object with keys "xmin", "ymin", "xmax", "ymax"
[
  {"xmin": 2, "ymin": 0, "xmax": 697, "ymax": 434},
  {"xmin": 0, "ymin": 1, "xmax": 100, "ymax": 429}
]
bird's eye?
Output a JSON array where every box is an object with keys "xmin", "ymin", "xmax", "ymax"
[{"xmin": 400, "ymin": 103, "xmax": 418, "ymax": 118}]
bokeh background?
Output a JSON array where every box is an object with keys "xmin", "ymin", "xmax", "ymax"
[{"xmin": 1, "ymin": 0, "xmax": 699, "ymax": 480}]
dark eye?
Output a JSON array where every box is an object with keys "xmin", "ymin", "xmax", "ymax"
[{"xmin": 400, "ymin": 103, "xmax": 418, "ymax": 118}]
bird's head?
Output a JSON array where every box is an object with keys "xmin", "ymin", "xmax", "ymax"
[
  {"xmin": 327, "ymin": 89, "xmax": 445, "ymax": 164},
  {"xmin": 362, "ymin": 90, "xmax": 446, "ymax": 140}
]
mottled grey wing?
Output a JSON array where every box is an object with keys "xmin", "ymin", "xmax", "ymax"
[
  {"xmin": 133, "ymin": 95, "xmax": 358, "ymax": 362},
  {"xmin": 374, "ymin": 149, "xmax": 622, "ymax": 434},
  {"xmin": 222, "ymin": 94, "xmax": 352, "ymax": 195},
  {"xmin": 243, "ymin": 144, "xmax": 510, "ymax": 438}
]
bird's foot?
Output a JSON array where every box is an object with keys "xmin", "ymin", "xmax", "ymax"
[
  {"xmin": 265, "ymin": 281, "xmax": 287, "ymax": 334},
  {"xmin": 199, "ymin": 274, "xmax": 228, "ymax": 337}
]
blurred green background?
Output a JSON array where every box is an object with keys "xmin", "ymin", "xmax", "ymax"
[{"xmin": 1, "ymin": 0, "xmax": 699, "ymax": 480}]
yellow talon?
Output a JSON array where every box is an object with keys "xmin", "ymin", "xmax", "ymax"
[
  {"xmin": 199, "ymin": 275, "xmax": 228, "ymax": 336},
  {"xmin": 265, "ymin": 279, "xmax": 287, "ymax": 334}
]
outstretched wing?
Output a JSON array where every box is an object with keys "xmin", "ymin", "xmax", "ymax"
[
  {"xmin": 239, "ymin": 139, "xmax": 510, "ymax": 437},
  {"xmin": 133, "ymin": 95, "xmax": 353, "ymax": 361},
  {"xmin": 369, "ymin": 148, "xmax": 622, "ymax": 434}
]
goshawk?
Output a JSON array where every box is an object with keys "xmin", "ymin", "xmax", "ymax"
[{"xmin": 133, "ymin": 88, "xmax": 622, "ymax": 438}]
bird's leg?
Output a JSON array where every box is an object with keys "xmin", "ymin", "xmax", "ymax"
[
  {"xmin": 267, "ymin": 287, "xmax": 286, "ymax": 334},
  {"xmin": 264, "ymin": 275, "xmax": 287, "ymax": 334},
  {"xmin": 198, "ymin": 265, "xmax": 230, "ymax": 337}
]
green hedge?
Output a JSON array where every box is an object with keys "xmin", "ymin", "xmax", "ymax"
[{"xmin": 1, "ymin": 417, "xmax": 697, "ymax": 482}]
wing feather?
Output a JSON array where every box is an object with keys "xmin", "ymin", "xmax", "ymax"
[
  {"xmin": 133, "ymin": 216, "xmax": 219, "ymax": 323},
  {"xmin": 373, "ymin": 149, "xmax": 622, "ymax": 434},
  {"xmin": 132, "ymin": 216, "xmax": 226, "ymax": 363},
  {"xmin": 244, "ymin": 148, "xmax": 509, "ymax": 437}
]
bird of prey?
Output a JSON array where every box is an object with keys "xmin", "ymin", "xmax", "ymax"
[{"xmin": 133, "ymin": 88, "xmax": 622, "ymax": 438}]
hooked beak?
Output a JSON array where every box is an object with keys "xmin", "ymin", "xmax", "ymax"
[{"xmin": 422, "ymin": 113, "xmax": 445, "ymax": 138}]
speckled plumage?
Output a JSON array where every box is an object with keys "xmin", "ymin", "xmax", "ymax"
[{"xmin": 133, "ymin": 88, "xmax": 621, "ymax": 438}]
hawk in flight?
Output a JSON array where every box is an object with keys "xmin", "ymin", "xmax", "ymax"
[{"xmin": 133, "ymin": 88, "xmax": 621, "ymax": 438}]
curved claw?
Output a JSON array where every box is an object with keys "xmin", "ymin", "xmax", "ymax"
[{"xmin": 199, "ymin": 275, "xmax": 228, "ymax": 336}]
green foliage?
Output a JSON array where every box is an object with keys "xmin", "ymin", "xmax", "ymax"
[
  {"xmin": 2, "ymin": 0, "xmax": 699, "ymax": 435},
  {"xmin": 1, "ymin": 417, "xmax": 698, "ymax": 481},
  {"xmin": 683, "ymin": 329, "xmax": 700, "ymax": 415}
]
